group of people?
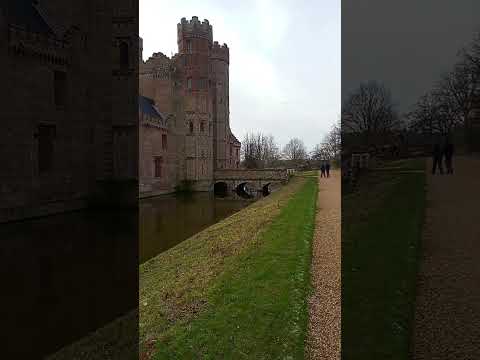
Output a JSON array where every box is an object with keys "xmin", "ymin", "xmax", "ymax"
[
  {"xmin": 432, "ymin": 139, "xmax": 455, "ymax": 175},
  {"xmin": 320, "ymin": 161, "xmax": 331, "ymax": 178}
]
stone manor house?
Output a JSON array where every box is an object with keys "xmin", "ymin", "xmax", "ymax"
[
  {"xmin": 0, "ymin": 0, "xmax": 138, "ymax": 222},
  {"xmin": 139, "ymin": 16, "xmax": 241, "ymax": 196}
]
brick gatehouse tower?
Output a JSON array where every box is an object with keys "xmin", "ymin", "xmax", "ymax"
[{"xmin": 139, "ymin": 17, "xmax": 241, "ymax": 195}]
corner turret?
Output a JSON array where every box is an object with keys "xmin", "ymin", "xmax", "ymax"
[
  {"xmin": 211, "ymin": 41, "xmax": 229, "ymax": 64},
  {"xmin": 177, "ymin": 16, "xmax": 213, "ymax": 53}
]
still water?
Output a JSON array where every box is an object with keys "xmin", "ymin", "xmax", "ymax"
[
  {"xmin": 0, "ymin": 193, "xmax": 248, "ymax": 356},
  {"xmin": 0, "ymin": 209, "xmax": 138, "ymax": 358},
  {"xmin": 140, "ymin": 192, "xmax": 251, "ymax": 263}
]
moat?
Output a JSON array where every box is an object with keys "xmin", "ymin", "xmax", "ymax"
[
  {"xmin": 1, "ymin": 193, "xmax": 249, "ymax": 356},
  {"xmin": 140, "ymin": 192, "xmax": 251, "ymax": 263}
]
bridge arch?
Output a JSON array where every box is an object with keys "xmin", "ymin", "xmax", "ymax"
[
  {"xmin": 262, "ymin": 182, "xmax": 271, "ymax": 196},
  {"xmin": 213, "ymin": 181, "xmax": 229, "ymax": 198},
  {"xmin": 236, "ymin": 182, "xmax": 255, "ymax": 199}
]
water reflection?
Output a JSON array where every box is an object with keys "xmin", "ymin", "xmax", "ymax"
[
  {"xmin": 140, "ymin": 193, "xmax": 250, "ymax": 263},
  {"xmin": 0, "ymin": 192, "xmax": 249, "ymax": 357},
  {"xmin": 0, "ymin": 209, "xmax": 138, "ymax": 358}
]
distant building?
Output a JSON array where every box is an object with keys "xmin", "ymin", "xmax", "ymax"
[
  {"xmin": 139, "ymin": 16, "xmax": 241, "ymax": 194},
  {"xmin": 0, "ymin": 0, "xmax": 138, "ymax": 222}
]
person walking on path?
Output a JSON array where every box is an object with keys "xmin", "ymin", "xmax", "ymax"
[
  {"xmin": 326, "ymin": 161, "xmax": 331, "ymax": 178},
  {"xmin": 432, "ymin": 142, "xmax": 444, "ymax": 175},
  {"xmin": 443, "ymin": 139, "xmax": 454, "ymax": 174},
  {"xmin": 320, "ymin": 162, "xmax": 326, "ymax": 178}
]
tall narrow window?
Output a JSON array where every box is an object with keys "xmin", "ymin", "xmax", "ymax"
[
  {"xmin": 38, "ymin": 125, "xmax": 55, "ymax": 174},
  {"xmin": 154, "ymin": 156, "xmax": 163, "ymax": 178},
  {"xmin": 187, "ymin": 78, "xmax": 192, "ymax": 90},
  {"xmin": 162, "ymin": 134, "xmax": 167, "ymax": 150},
  {"xmin": 189, "ymin": 121, "xmax": 194, "ymax": 134},
  {"xmin": 54, "ymin": 71, "xmax": 66, "ymax": 107},
  {"xmin": 119, "ymin": 41, "xmax": 129, "ymax": 68},
  {"xmin": 186, "ymin": 40, "xmax": 192, "ymax": 53},
  {"xmin": 200, "ymin": 121, "xmax": 205, "ymax": 132}
]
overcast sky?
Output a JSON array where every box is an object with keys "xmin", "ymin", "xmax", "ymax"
[
  {"xmin": 342, "ymin": 0, "xmax": 480, "ymax": 115},
  {"xmin": 140, "ymin": 0, "xmax": 340, "ymax": 151}
]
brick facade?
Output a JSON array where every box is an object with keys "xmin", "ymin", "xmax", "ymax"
[
  {"xmin": 139, "ymin": 17, "xmax": 241, "ymax": 193},
  {"xmin": 139, "ymin": 96, "xmax": 176, "ymax": 196}
]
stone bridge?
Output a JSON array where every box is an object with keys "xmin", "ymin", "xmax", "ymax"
[{"xmin": 213, "ymin": 168, "xmax": 289, "ymax": 199}]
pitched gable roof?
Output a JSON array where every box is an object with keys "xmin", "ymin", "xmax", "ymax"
[{"xmin": 139, "ymin": 96, "xmax": 164, "ymax": 119}]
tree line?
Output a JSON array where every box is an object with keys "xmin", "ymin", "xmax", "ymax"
[
  {"xmin": 241, "ymin": 121, "xmax": 341, "ymax": 169},
  {"xmin": 341, "ymin": 31, "xmax": 480, "ymax": 152},
  {"xmin": 407, "ymin": 32, "xmax": 480, "ymax": 140}
]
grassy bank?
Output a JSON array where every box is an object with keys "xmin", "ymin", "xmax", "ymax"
[
  {"xmin": 342, "ymin": 158, "xmax": 426, "ymax": 359},
  {"xmin": 140, "ymin": 174, "xmax": 317, "ymax": 359}
]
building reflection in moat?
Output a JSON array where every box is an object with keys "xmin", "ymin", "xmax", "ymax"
[{"xmin": 0, "ymin": 209, "xmax": 138, "ymax": 358}]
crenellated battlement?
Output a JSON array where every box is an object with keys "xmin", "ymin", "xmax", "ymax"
[
  {"xmin": 177, "ymin": 16, "xmax": 213, "ymax": 43},
  {"xmin": 139, "ymin": 16, "xmax": 241, "ymax": 192},
  {"xmin": 150, "ymin": 52, "xmax": 170, "ymax": 60},
  {"xmin": 141, "ymin": 51, "xmax": 172, "ymax": 76},
  {"xmin": 211, "ymin": 41, "xmax": 229, "ymax": 63}
]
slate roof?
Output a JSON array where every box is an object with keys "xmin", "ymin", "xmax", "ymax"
[
  {"xmin": 3, "ymin": 0, "xmax": 54, "ymax": 35},
  {"xmin": 139, "ymin": 96, "xmax": 163, "ymax": 119},
  {"xmin": 229, "ymin": 132, "xmax": 241, "ymax": 145}
]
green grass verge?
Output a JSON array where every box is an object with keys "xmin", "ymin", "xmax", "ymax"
[
  {"xmin": 147, "ymin": 176, "xmax": 317, "ymax": 359},
  {"xmin": 342, "ymin": 158, "xmax": 426, "ymax": 360}
]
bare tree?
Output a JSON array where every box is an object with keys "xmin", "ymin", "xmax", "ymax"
[
  {"xmin": 283, "ymin": 138, "xmax": 307, "ymax": 163},
  {"xmin": 241, "ymin": 132, "xmax": 280, "ymax": 169},
  {"xmin": 311, "ymin": 120, "xmax": 341, "ymax": 163},
  {"xmin": 437, "ymin": 64, "xmax": 477, "ymax": 127},
  {"xmin": 407, "ymin": 92, "xmax": 452, "ymax": 135},
  {"xmin": 261, "ymin": 134, "xmax": 281, "ymax": 167},
  {"xmin": 342, "ymin": 81, "xmax": 400, "ymax": 146},
  {"xmin": 408, "ymin": 32, "xmax": 480, "ymax": 138}
]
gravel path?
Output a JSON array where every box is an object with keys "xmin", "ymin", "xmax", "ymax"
[
  {"xmin": 413, "ymin": 155, "xmax": 480, "ymax": 359},
  {"xmin": 307, "ymin": 170, "xmax": 341, "ymax": 360}
]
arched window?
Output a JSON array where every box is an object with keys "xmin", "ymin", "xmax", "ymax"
[
  {"xmin": 200, "ymin": 121, "xmax": 205, "ymax": 132},
  {"xmin": 119, "ymin": 42, "xmax": 129, "ymax": 68},
  {"xmin": 189, "ymin": 121, "xmax": 194, "ymax": 134}
]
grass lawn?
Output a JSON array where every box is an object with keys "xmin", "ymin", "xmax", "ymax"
[
  {"xmin": 140, "ymin": 174, "xmax": 318, "ymax": 359},
  {"xmin": 342, "ymin": 158, "xmax": 426, "ymax": 359}
]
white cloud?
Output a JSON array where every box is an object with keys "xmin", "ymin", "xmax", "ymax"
[{"xmin": 140, "ymin": 0, "xmax": 340, "ymax": 150}]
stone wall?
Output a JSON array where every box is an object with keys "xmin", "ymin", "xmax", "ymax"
[
  {"xmin": 0, "ymin": 1, "xmax": 138, "ymax": 222},
  {"xmin": 214, "ymin": 168, "xmax": 288, "ymax": 181},
  {"xmin": 139, "ymin": 112, "xmax": 176, "ymax": 196}
]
